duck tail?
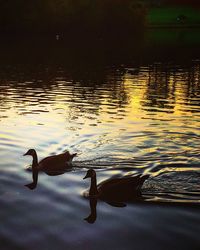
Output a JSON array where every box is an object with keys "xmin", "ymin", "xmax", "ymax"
[
  {"xmin": 135, "ymin": 174, "xmax": 149, "ymax": 193},
  {"xmin": 71, "ymin": 153, "xmax": 77, "ymax": 158},
  {"xmin": 140, "ymin": 174, "xmax": 150, "ymax": 185}
]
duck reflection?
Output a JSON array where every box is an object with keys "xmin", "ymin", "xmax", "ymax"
[
  {"xmin": 83, "ymin": 169, "xmax": 149, "ymax": 223},
  {"xmin": 23, "ymin": 149, "xmax": 77, "ymax": 189},
  {"xmin": 84, "ymin": 196, "xmax": 129, "ymax": 224},
  {"xmin": 84, "ymin": 197, "xmax": 98, "ymax": 224}
]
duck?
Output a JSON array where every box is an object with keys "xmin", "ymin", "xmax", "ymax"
[
  {"xmin": 83, "ymin": 169, "xmax": 149, "ymax": 202},
  {"xmin": 23, "ymin": 148, "xmax": 77, "ymax": 189},
  {"xmin": 24, "ymin": 149, "xmax": 77, "ymax": 172}
]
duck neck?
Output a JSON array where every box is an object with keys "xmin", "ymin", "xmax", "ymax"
[
  {"xmin": 89, "ymin": 175, "xmax": 99, "ymax": 196},
  {"xmin": 32, "ymin": 151, "xmax": 38, "ymax": 169}
]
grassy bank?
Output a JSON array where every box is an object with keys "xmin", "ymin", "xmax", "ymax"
[
  {"xmin": 147, "ymin": 6, "xmax": 200, "ymax": 28},
  {"xmin": 1, "ymin": 1, "xmax": 200, "ymax": 41}
]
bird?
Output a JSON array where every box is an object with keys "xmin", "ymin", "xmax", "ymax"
[
  {"xmin": 23, "ymin": 149, "xmax": 77, "ymax": 189},
  {"xmin": 83, "ymin": 168, "xmax": 149, "ymax": 203}
]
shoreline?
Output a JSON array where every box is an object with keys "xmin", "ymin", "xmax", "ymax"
[{"xmin": 146, "ymin": 24, "xmax": 200, "ymax": 29}]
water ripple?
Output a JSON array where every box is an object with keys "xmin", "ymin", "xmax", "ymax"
[{"xmin": 0, "ymin": 59, "xmax": 200, "ymax": 249}]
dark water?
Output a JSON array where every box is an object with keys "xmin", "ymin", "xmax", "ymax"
[{"xmin": 0, "ymin": 34, "xmax": 200, "ymax": 250}]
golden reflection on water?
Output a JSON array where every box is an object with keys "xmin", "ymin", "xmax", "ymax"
[
  {"xmin": 0, "ymin": 62, "xmax": 199, "ymax": 208},
  {"xmin": 0, "ymin": 63, "xmax": 199, "ymax": 166}
]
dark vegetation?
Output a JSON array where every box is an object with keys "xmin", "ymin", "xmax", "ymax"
[
  {"xmin": 166, "ymin": 0, "xmax": 200, "ymax": 7},
  {"xmin": 0, "ymin": 0, "xmax": 146, "ymax": 38}
]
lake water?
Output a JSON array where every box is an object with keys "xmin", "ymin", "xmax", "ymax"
[{"xmin": 0, "ymin": 36, "xmax": 200, "ymax": 250}]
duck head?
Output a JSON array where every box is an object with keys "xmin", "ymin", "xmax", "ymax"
[
  {"xmin": 83, "ymin": 169, "xmax": 96, "ymax": 179},
  {"xmin": 23, "ymin": 149, "xmax": 37, "ymax": 157}
]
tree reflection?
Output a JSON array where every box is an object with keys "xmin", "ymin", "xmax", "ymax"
[
  {"xmin": 0, "ymin": 38, "xmax": 199, "ymax": 122},
  {"xmin": 140, "ymin": 62, "xmax": 200, "ymax": 114}
]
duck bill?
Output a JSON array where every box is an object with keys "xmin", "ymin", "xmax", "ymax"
[
  {"xmin": 83, "ymin": 173, "xmax": 89, "ymax": 180},
  {"xmin": 23, "ymin": 152, "xmax": 29, "ymax": 156}
]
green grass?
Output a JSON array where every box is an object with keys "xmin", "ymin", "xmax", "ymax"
[{"xmin": 147, "ymin": 6, "xmax": 200, "ymax": 26}]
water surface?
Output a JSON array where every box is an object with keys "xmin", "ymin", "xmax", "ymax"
[{"xmin": 0, "ymin": 38, "xmax": 200, "ymax": 250}]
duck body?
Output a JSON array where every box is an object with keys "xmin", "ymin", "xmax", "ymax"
[
  {"xmin": 97, "ymin": 175, "xmax": 148, "ymax": 200},
  {"xmin": 38, "ymin": 151, "xmax": 76, "ymax": 173},
  {"xmin": 83, "ymin": 169, "xmax": 149, "ymax": 202}
]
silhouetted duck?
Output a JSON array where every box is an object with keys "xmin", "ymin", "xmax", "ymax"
[
  {"xmin": 83, "ymin": 169, "xmax": 149, "ymax": 202},
  {"xmin": 23, "ymin": 149, "xmax": 77, "ymax": 189},
  {"xmin": 24, "ymin": 149, "xmax": 77, "ymax": 171}
]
